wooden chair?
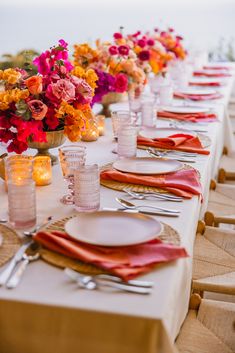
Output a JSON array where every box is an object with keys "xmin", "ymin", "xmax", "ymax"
[
  {"xmin": 192, "ymin": 222, "xmax": 235, "ymax": 296},
  {"xmin": 175, "ymin": 294, "xmax": 235, "ymax": 353},
  {"xmin": 218, "ymin": 152, "xmax": 235, "ymax": 183},
  {"xmin": 204, "ymin": 180, "xmax": 235, "ymax": 226}
]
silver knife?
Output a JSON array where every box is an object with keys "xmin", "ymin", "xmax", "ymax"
[
  {"xmin": 102, "ymin": 207, "xmax": 180, "ymax": 217},
  {"xmin": 0, "ymin": 240, "xmax": 33, "ymax": 286}
]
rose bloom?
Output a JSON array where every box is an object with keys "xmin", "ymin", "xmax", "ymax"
[
  {"xmin": 118, "ymin": 45, "xmax": 130, "ymax": 56},
  {"xmin": 114, "ymin": 73, "xmax": 128, "ymax": 93},
  {"xmin": 28, "ymin": 100, "xmax": 48, "ymax": 120},
  {"xmin": 138, "ymin": 50, "xmax": 150, "ymax": 61},
  {"xmin": 137, "ymin": 39, "xmax": 146, "ymax": 48},
  {"xmin": 109, "ymin": 45, "xmax": 118, "ymax": 55},
  {"xmin": 25, "ymin": 75, "xmax": 43, "ymax": 95},
  {"xmin": 46, "ymin": 79, "xmax": 75, "ymax": 105},
  {"xmin": 147, "ymin": 39, "xmax": 155, "ymax": 46},
  {"xmin": 113, "ymin": 32, "xmax": 123, "ymax": 39}
]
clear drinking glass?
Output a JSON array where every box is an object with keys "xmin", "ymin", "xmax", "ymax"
[
  {"xmin": 8, "ymin": 179, "xmax": 36, "ymax": 229},
  {"xmin": 159, "ymin": 84, "xmax": 173, "ymax": 105},
  {"xmin": 111, "ymin": 110, "xmax": 132, "ymax": 139},
  {"xmin": 117, "ymin": 125, "xmax": 137, "ymax": 158},
  {"xmin": 59, "ymin": 145, "xmax": 86, "ymax": 205},
  {"xmin": 128, "ymin": 90, "xmax": 142, "ymax": 123},
  {"xmin": 74, "ymin": 164, "xmax": 100, "ymax": 212},
  {"xmin": 141, "ymin": 96, "xmax": 155, "ymax": 127}
]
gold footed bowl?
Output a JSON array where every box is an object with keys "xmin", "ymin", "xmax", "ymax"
[
  {"xmin": 28, "ymin": 130, "xmax": 66, "ymax": 165},
  {"xmin": 101, "ymin": 92, "xmax": 127, "ymax": 117}
]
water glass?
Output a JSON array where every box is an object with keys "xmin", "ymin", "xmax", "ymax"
[
  {"xmin": 111, "ymin": 110, "xmax": 132, "ymax": 139},
  {"xmin": 59, "ymin": 145, "xmax": 86, "ymax": 205},
  {"xmin": 128, "ymin": 90, "xmax": 142, "ymax": 122},
  {"xmin": 141, "ymin": 97, "xmax": 155, "ymax": 127},
  {"xmin": 74, "ymin": 164, "xmax": 100, "ymax": 212},
  {"xmin": 8, "ymin": 179, "xmax": 36, "ymax": 229},
  {"xmin": 159, "ymin": 84, "xmax": 173, "ymax": 105},
  {"xmin": 117, "ymin": 125, "xmax": 137, "ymax": 158}
]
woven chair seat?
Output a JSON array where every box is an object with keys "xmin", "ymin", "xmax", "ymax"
[
  {"xmin": 208, "ymin": 184, "xmax": 235, "ymax": 217},
  {"xmin": 193, "ymin": 226, "xmax": 235, "ymax": 295},
  {"xmin": 176, "ymin": 299, "xmax": 235, "ymax": 353},
  {"xmin": 219, "ymin": 154, "xmax": 235, "ymax": 174}
]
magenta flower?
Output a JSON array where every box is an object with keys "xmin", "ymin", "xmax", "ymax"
[
  {"xmin": 132, "ymin": 31, "xmax": 141, "ymax": 38},
  {"xmin": 109, "ymin": 45, "xmax": 118, "ymax": 55},
  {"xmin": 168, "ymin": 28, "xmax": 174, "ymax": 33},
  {"xmin": 113, "ymin": 32, "xmax": 123, "ymax": 40},
  {"xmin": 118, "ymin": 45, "xmax": 130, "ymax": 56},
  {"xmin": 114, "ymin": 73, "xmax": 128, "ymax": 93},
  {"xmin": 176, "ymin": 35, "xmax": 183, "ymax": 40},
  {"xmin": 46, "ymin": 79, "xmax": 75, "ymax": 105},
  {"xmin": 147, "ymin": 38, "xmax": 155, "ymax": 46},
  {"xmin": 138, "ymin": 50, "xmax": 150, "ymax": 61},
  {"xmin": 137, "ymin": 39, "xmax": 146, "ymax": 48},
  {"xmin": 33, "ymin": 51, "xmax": 51, "ymax": 75}
]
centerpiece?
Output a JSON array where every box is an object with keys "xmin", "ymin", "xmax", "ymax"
[{"xmin": 0, "ymin": 40, "xmax": 97, "ymax": 164}]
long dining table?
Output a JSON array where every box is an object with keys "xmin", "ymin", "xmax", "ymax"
[{"xmin": 0, "ymin": 65, "xmax": 234, "ymax": 353}]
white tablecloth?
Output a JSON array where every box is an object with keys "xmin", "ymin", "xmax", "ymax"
[{"xmin": 0, "ymin": 70, "xmax": 234, "ymax": 353}]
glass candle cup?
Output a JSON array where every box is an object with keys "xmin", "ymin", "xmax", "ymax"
[
  {"xmin": 111, "ymin": 110, "xmax": 132, "ymax": 139},
  {"xmin": 96, "ymin": 115, "xmax": 106, "ymax": 136},
  {"xmin": 159, "ymin": 84, "xmax": 173, "ymax": 105},
  {"xmin": 117, "ymin": 125, "xmax": 137, "ymax": 158},
  {"xmin": 8, "ymin": 179, "xmax": 36, "ymax": 229},
  {"xmin": 5, "ymin": 156, "xmax": 34, "ymax": 186},
  {"xmin": 74, "ymin": 164, "xmax": 100, "ymax": 212},
  {"xmin": 32, "ymin": 156, "xmax": 52, "ymax": 186},
  {"xmin": 59, "ymin": 145, "xmax": 86, "ymax": 205}
]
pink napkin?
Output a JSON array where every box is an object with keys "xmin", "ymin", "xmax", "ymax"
[
  {"xmin": 174, "ymin": 92, "xmax": 223, "ymax": 101},
  {"xmin": 35, "ymin": 230, "xmax": 188, "ymax": 281},
  {"xmin": 193, "ymin": 71, "xmax": 231, "ymax": 78}
]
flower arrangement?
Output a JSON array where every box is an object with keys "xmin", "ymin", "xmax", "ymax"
[
  {"xmin": 154, "ymin": 28, "xmax": 187, "ymax": 61},
  {"xmin": 0, "ymin": 39, "xmax": 97, "ymax": 154}
]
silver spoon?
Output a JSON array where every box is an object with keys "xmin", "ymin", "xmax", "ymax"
[
  {"xmin": 123, "ymin": 189, "xmax": 183, "ymax": 202},
  {"xmin": 116, "ymin": 198, "xmax": 180, "ymax": 215},
  {"xmin": 23, "ymin": 216, "xmax": 53, "ymax": 237}
]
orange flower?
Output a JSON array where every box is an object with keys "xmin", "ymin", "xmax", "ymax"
[
  {"xmin": 28, "ymin": 100, "xmax": 48, "ymax": 120},
  {"xmin": 25, "ymin": 76, "xmax": 43, "ymax": 95}
]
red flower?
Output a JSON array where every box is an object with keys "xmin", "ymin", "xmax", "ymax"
[
  {"xmin": 118, "ymin": 45, "xmax": 129, "ymax": 56},
  {"xmin": 168, "ymin": 27, "xmax": 174, "ymax": 32},
  {"xmin": 0, "ymin": 116, "xmax": 11, "ymax": 129},
  {"xmin": 132, "ymin": 31, "xmax": 141, "ymax": 38},
  {"xmin": 45, "ymin": 107, "xmax": 59, "ymax": 130},
  {"xmin": 138, "ymin": 50, "xmax": 150, "ymax": 61},
  {"xmin": 7, "ymin": 140, "xmax": 28, "ymax": 154},
  {"xmin": 0, "ymin": 129, "xmax": 15, "ymax": 143},
  {"xmin": 114, "ymin": 73, "xmax": 128, "ymax": 93},
  {"xmin": 176, "ymin": 35, "xmax": 183, "ymax": 40},
  {"xmin": 113, "ymin": 32, "xmax": 123, "ymax": 40},
  {"xmin": 109, "ymin": 45, "xmax": 118, "ymax": 55},
  {"xmin": 137, "ymin": 39, "xmax": 146, "ymax": 48},
  {"xmin": 147, "ymin": 39, "xmax": 155, "ymax": 46}
]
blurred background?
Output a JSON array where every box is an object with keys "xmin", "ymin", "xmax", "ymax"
[{"xmin": 0, "ymin": 0, "xmax": 234, "ymax": 60}]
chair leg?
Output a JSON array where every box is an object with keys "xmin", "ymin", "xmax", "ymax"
[
  {"xmin": 197, "ymin": 220, "xmax": 206, "ymax": 234},
  {"xmin": 204, "ymin": 211, "xmax": 215, "ymax": 226},
  {"xmin": 218, "ymin": 168, "xmax": 226, "ymax": 183},
  {"xmin": 189, "ymin": 293, "xmax": 201, "ymax": 310}
]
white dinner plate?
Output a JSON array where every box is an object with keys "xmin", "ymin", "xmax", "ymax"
[
  {"xmin": 113, "ymin": 157, "xmax": 183, "ymax": 175},
  {"xmin": 160, "ymin": 105, "xmax": 210, "ymax": 114},
  {"xmin": 65, "ymin": 211, "xmax": 163, "ymax": 246},
  {"xmin": 176, "ymin": 88, "xmax": 217, "ymax": 96},
  {"xmin": 139, "ymin": 127, "xmax": 197, "ymax": 139}
]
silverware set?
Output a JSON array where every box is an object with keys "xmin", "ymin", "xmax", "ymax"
[
  {"xmin": 123, "ymin": 188, "xmax": 183, "ymax": 202},
  {"xmin": 147, "ymin": 147, "xmax": 201, "ymax": 163},
  {"xmin": 65, "ymin": 268, "xmax": 153, "ymax": 295}
]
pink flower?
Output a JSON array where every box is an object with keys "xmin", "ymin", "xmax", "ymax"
[
  {"xmin": 114, "ymin": 73, "xmax": 128, "ymax": 93},
  {"xmin": 46, "ymin": 79, "xmax": 75, "ymax": 105},
  {"xmin": 118, "ymin": 45, "xmax": 130, "ymax": 56},
  {"xmin": 168, "ymin": 27, "xmax": 174, "ymax": 32},
  {"xmin": 58, "ymin": 39, "xmax": 68, "ymax": 48},
  {"xmin": 154, "ymin": 28, "xmax": 159, "ymax": 32},
  {"xmin": 138, "ymin": 50, "xmax": 150, "ymax": 61},
  {"xmin": 33, "ymin": 51, "xmax": 51, "ymax": 75},
  {"xmin": 71, "ymin": 76, "xmax": 93, "ymax": 104},
  {"xmin": 176, "ymin": 35, "xmax": 183, "ymax": 40},
  {"xmin": 147, "ymin": 38, "xmax": 155, "ymax": 46},
  {"xmin": 137, "ymin": 39, "xmax": 147, "ymax": 48},
  {"xmin": 113, "ymin": 32, "xmax": 123, "ymax": 39},
  {"xmin": 109, "ymin": 45, "xmax": 118, "ymax": 55},
  {"xmin": 27, "ymin": 100, "xmax": 48, "ymax": 120},
  {"xmin": 132, "ymin": 31, "xmax": 141, "ymax": 38}
]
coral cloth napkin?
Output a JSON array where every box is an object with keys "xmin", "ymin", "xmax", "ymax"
[
  {"xmin": 100, "ymin": 167, "xmax": 202, "ymax": 199},
  {"xmin": 189, "ymin": 81, "xmax": 222, "ymax": 87},
  {"xmin": 193, "ymin": 71, "xmax": 231, "ymax": 78},
  {"xmin": 157, "ymin": 110, "xmax": 217, "ymax": 123},
  {"xmin": 34, "ymin": 230, "xmax": 188, "ymax": 281},
  {"xmin": 174, "ymin": 92, "xmax": 223, "ymax": 101},
  {"xmin": 203, "ymin": 66, "xmax": 231, "ymax": 71},
  {"xmin": 137, "ymin": 134, "xmax": 210, "ymax": 155}
]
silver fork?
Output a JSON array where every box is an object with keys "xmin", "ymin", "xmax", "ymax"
[
  {"xmin": 123, "ymin": 188, "xmax": 183, "ymax": 202},
  {"xmin": 147, "ymin": 149, "xmax": 196, "ymax": 163}
]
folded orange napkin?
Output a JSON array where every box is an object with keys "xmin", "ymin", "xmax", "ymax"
[
  {"xmin": 100, "ymin": 167, "xmax": 202, "ymax": 199},
  {"xmin": 34, "ymin": 230, "xmax": 188, "ymax": 281},
  {"xmin": 174, "ymin": 92, "xmax": 223, "ymax": 101},
  {"xmin": 157, "ymin": 110, "xmax": 217, "ymax": 123},
  {"xmin": 137, "ymin": 134, "xmax": 210, "ymax": 155},
  {"xmin": 193, "ymin": 71, "xmax": 231, "ymax": 78}
]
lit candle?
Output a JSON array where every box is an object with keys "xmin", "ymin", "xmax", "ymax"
[
  {"xmin": 33, "ymin": 156, "xmax": 52, "ymax": 186},
  {"xmin": 96, "ymin": 115, "xmax": 106, "ymax": 136},
  {"xmin": 82, "ymin": 119, "xmax": 99, "ymax": 142}
]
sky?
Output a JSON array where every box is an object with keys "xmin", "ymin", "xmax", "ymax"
[{"xmin": 0, "ymin": 0, "xmax": 234, "ymax": 57}]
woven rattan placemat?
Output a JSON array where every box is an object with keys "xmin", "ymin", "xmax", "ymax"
[
  {"xmin": 0, "ymin": 224, "xmax": 21, "ymax": 267},
  {"xmin": 39, "ymin": 215, "xmax": 181, "ymax": 275}
]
